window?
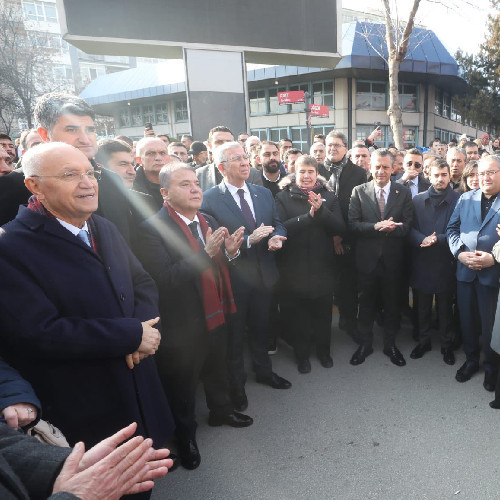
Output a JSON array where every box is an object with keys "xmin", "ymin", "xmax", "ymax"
[
  {"xmin": 155, "ymin": 103, "xmax": 169, "ymax": 124},
  {"xmin": 268, "ymin": 128, "xmax": 289, "ymax": 143},
  {"xmin": 250, "ymin": 129, "xmax": 268, "ymax": 141},
  {"xmin": 249, "ymin": 89, "xmax": 267, "ymax": 115},
  {"xmin": 130, "ymin": 106, "xmax": 143, "ymax": 127},
  {"xmin": 356, "ymin": 81, "xmax": 386, "ymax": 110},
  {"xmin": 23, "ymin": 1, "xmax": 57, "ymax": 23},
  {"xmin": 143, "ymin": 105, "xmax": 155, "ymax": 125},
  {"xmin": 119, "ymin": 108, "xmax": 131, "ymax": 127},
  {"xmin": 268, "ymin": 86, "xmax": 288, "ymax": 114},
  {"xmin": 312, "ymin": 125, "xmax": 336, "ymax": 138},
  {"xmin": 53, "ymin": 65, "xmax": 73, "ymax": 81},
  {"xmin": 356, "ymin": 124, "xmax": 418, "ymax": 149},
  {"xmin": 399, "ymin": 84, "xmax": 417, "ymax": 112},
  {"xmin": 175, "ymin": 100, "xmax": 188, "ymax": 122},
  {"xmin": 435, "ymin": 88, "xmax": 443, "ymax": 115},
  {"xmin": 443, "ymin": 93, "xmax": 451, "ymax": 119},
  {"xmin": 290, "ymin": 126, "xmax": 309, "ymax": 150},
  {"xmin": 313, "ymin": 81, "xmax": 334, "ymax": 108},
  {"xmin": 356, "ymin": 125, "xmax": 386, "ymax": 148},
  {"xmin": 289, "ymin": 83, "xmax": 309, "ymax": 112}
]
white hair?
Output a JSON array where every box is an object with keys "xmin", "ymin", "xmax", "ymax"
[
  {"xmin": 23, "ymin": 142, "xmax": 76, "ymax": 178},
  {"xmin": 135, "ymin": 137, "xmax": 166, "ymax": 158},
  {"xmin": 213, "ymin": 141, "xmax": 241, "ymax": 168}
]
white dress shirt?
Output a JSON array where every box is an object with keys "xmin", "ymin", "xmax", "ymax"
[
  {"xmin": 375, "ymin": 182, "xmax": 391, "ymax": 205},
  {"xmin": 57, "ymin": 218, "xmax": 89, "ymax": 237},
  {"xmin": 224, "ymin": 181, "xmax": 256, "ymax": 219}
]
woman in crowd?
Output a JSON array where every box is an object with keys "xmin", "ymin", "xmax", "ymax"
[
  {"xmin": 275, "ymin": 155, "xmax": 345, "ymax": 373},
  {"xmin": 460, "ymin": 161, "xmax": 479, "ymax": 193}
]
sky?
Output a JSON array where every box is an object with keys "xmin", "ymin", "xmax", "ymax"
[{"xmin": 346, "ymin": 0, "xmax": 495, "ymax": 55}]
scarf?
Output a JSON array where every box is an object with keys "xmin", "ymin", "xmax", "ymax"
[
  {"xmin": 164, "ymin": 203, "xmax": 236, "ymax": 331},
  {"xmin": 298, "ymin": 181, "xmax": 321, "ymax": 195},
  {"xmin": 325, "ymin": 155, "xmax": 348, "ymax": 196},
  {"xmin": 27, "ymin": 195, "xmax": 99, "ymax": 252}
]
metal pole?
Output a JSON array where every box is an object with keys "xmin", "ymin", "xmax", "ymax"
[{"xmin": 304, "ymin": 91, "xmax": 311, "ymax": 150}]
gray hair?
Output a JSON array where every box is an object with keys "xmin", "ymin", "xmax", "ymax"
[
  {"xmin": 23, "ymin": 142, "xmax": 77, "ymax": 178},
  {"xmin": 371, "ymin": 148, "xmax": 394, "ymax": 165},
  {"xmin": 136, "ymin": 137, "xmax": 167, "ymax": 158},
  {"xmin": 34, "ymin": 92, "xmax": 95, "ymax": 131},
  {"xmin": 447, "ymin": 147, "xmax": 466, "ymax": 162},
  {"xmin": 213, "ymin": 141, "xmax": 241, "ymax": 168},
  {"xmin": 479, "ymin": 154, "xmax": 500, "ymax": 170},
  {"xmin": 159, "ymin": 162, "xmax": 193, "ymax": 189},
  {"xmin": 326, "ymin": 130, "xmax": 348, "ymax": 147}
]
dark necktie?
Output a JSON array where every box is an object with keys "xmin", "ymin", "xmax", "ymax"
[
  {"xmin": 237, "ymin": 188, "xmax": 256, "ymax": 230},
  {"xmin": 378, "ymin": 189, "xmax": 385, "ymax": 218},
  {"xmin": 188, "ymin": 221, "xmax": 204, "ymax": 247},
  {"xmin": 77, "ymin": 229, "xmax": 91, "ymax": 247}
]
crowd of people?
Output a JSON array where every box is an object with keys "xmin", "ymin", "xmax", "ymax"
[{"xmin": 0, "ymin": 91, "xmax": 499, "ymax": 499}]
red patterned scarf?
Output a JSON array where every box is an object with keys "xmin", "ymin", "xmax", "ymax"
[
  {"xmin": 164, "ymin": 203, "xmax": 236, "ymax": 331},
  {"xmin": 27, "ymin": 195, "xmax": 99, "ymax": 252}
]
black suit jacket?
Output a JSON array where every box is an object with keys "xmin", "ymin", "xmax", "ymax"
[
  {"xmin": 348, "ymin": 180, "xmax": 413, "ymax": 274},
  {"xmin": 138, "ymin": 208, "xmax": 222, "ymax": 348}
]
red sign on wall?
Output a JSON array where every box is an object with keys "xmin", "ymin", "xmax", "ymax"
[
  {"xmin": 278, "ymin": 91, "xmax": 305, "ymax": 104},
  {"xmin": 309, "ymin": 104, "xmax": 330, "ymax": 117}
]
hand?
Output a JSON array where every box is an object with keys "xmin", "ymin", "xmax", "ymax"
[
  {"xmin": 125, "ymin": 351, "xmax": 148, "ymax": 370},
  {"xmin": 367, "ymin": 126, "xmax": 382, "ymax": 142},
  {"xmin": 308, "ymin": 191, "xmax": 323, "ymax": 217},
  {"xmin": 420, "ymin": 231, "xmax": 437, "ymax": 247},
  {"xmin": 225, "ymin": 226, "xmax": 245, "ymax": 257},
  {"xmin": 1, "ymin": 403, "xmax": 37, "ymax": 429},
  {"xmin": 268, "ymin": 235, "xmax": 287, "ymax": 251},
  {"xmin": 374, "ymin": 217, "xmax": 403, "ymax": 232},
  {"xmin": 204, "ymin": 227, "xmax": 228, "ymax": 258},
  {"xmin": 53, "ymin": 430, "xmax": 172, "ymax": 499},
  {"xmin": 138, "ymin": 317, "xmax": 160, "ymax": 356},
  {"xmin": 472, "ymin": 250, "xmax": 495, "ymax": 270},
  {"xmin": 248, "ymin": 223, "xmax": 274, "ymax": 245},
  {"xmin": 401, "ymin": 170, "xmax": 418, "ymax": 182},
  {"xmin": 333, "ymin": 235, "xmax": 344, "ymax": 255}
]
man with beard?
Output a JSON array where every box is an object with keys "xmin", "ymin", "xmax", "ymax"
[
  {"xmin": 257, "ymin": 141, "xmax": 282, "ymax": 197},
  {"xmin": 0, "ymin": 134, "xmax": 16, "ymax": 166},
  {"xmin": 324, "ymin": 131, "xmax": 367, "ymax": 339},
  {"xmin": 408, "ymin": 159, "xmax": 460, "ymax": 364}
]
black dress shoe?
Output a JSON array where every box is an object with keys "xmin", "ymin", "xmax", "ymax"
[
  {"xmin": 297, "ymin": 358, "xmax": 311, "ymax": 374},
  {"xmin": 483, "ymin": 371, "xmax": 497, "ymax": 392},
  {"xmin": 178, "ymin": 438, "xmax": 201, "ymax": 470},
  {"xmin": 455, "ymin": 361, "xmax": 479, "ymax": 383},
  {"xmin": 441, "ymin": 348, "xmax": 455, "ymax": 365},
  {"xmin": 350, "ymin": 345, "xmax": 373, "ymax": 366},
  {"xmin": 410, "ymin": 343, "xmax": 431, "ymax": 359},
  {"xmin": 318, "ymin": 354, "xmax": 333, "ymax": 368},
  {"xmin": 256, "ymin": 372, "xmax": 292, "ymax": 389},
  {"xmin": 489, "ymin": 399, "xmax": 500, "ymax": 409},
  {"xmin": 208, "ymin": 411, "xmax": 253, "ymax": 427},
  {"xmin": 383, "ymin": 346, "xmax": 406, "ymax": 366},
  {"xmin": 230, "ymin": 387, "xmax": 248, "ymax": 412}
]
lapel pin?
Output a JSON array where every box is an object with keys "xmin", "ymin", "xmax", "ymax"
[{"xmin": 395, "ymin": 190, "xmax": 399, "ymax": 194}]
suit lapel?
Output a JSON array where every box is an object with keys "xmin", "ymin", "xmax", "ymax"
[
  {"xmin": 384, "ymin": 182, "xmax": 400, "ymax": 218},
  {"xmin": 366, "ymin": 181, "xmax": 382, "ymax": 220},
  {"xmin": 247, "ymin": 183, "xmax": 262, "ymax": 226},
  {"xmin": 218, "ymin": 182, "xmax": 252, "ymax": 230},
  {"xmin": 472, "ymin": 189, "xmax": 483, "ymax": 227}
]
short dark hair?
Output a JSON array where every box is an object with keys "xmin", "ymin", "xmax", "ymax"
[
  {"xmin": 34, "ymin": 92, "xmax": 95, "ymax": 131},
  {"xmin": 429, "ymin": 138, "xmax": 441, "ymax": 147},
  {"xmin": 279, "ymin": 138, "xmax": 292, "ymax": 147},
  {"xmin": 115, "ymin": 135, "xmax": 133, "ymax": 147},
  {"xmin": 0, "ymin": 133, "xmax": 13, "ymax": 142},
  {"xmin": 286, "ymin": 148, "xmax": 302, "ymax": 158},
  {"xmin": 295, "ymin": 154, "xmax": 318, "ymax": 172},
  {"xmin": 95, "ymin": 139, "xmax": 132, "ymax": 167},
  {"xmin": 208, "ymin": 126, "xmax": 233, "ymax": 144},
  {"xmin": 169, "ymin": 141, "xmax": 187, "ymax": 149},
  {"xmin": 406, "ymin": 148, "xmax": 423, "ymax": 157},
  {"xmin": 428, "ymin": 158, "xmax": 450, "ymax": 175},
  {"xmin": 464, "ymin": 141, "xmax": 478, "ymax": 149},
  {"xmin": 256, "ymin": 140, "xmax": 278, "ymax": 155},
  {"xmin": 371, "ymin": 148, "xmax": 394, "ymax": 164},
  {"xmin": 181, "ymin": 134, "xmax": 193, "ymax": 141}
]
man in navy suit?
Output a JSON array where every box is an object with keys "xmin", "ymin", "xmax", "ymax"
[
  {"xmin": 0, "ymin": 142, "xmax": 174, "ymax": 450},
  {"xmin": 447, "ymin": 155, "xmax": 500, "ymax": 391},
  {"xmin": 201, "ymin": 142, "xmax": 291, "ymax": 411}
]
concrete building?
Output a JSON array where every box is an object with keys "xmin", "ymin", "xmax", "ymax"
[{"xmin": 79, "ymin": 20, "xmax": 488, "ymax": 147}]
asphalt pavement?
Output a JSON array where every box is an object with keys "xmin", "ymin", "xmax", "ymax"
[{"xmin": 152, "ymin": 313, "xmax": 500, "ymax": 500}]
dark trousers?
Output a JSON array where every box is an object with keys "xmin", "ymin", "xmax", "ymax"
[
  {"xmin": 156, "ymin": 329, "xmax": 232, "ymax": 441},
  {"xmin": 357, "ymin": 261, "xmax": 400, "ymax": 349},
  {"xmin": 334, "ymin": 251, "xmax": 358, "ymax": 332},
  {"xmin": 227, "ymin": 284, "xmax": 273, "ymax": 389},
  {"xmin": 281, "ymin": 294, "xmax": 333, "ymax": 361},
  {"xmin": 416, "ymin": 290, "xmax": 454, "ymax": 349},
  {"xmin": 457, "ymin": 279, "xmax": 499, "ymax": 371}
]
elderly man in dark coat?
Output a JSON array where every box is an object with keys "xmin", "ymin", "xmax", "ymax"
[
  {"xmin": 0, "ymin": 142, "xmax": 174, "ymax": 449},
  {"xmin": 408, "ymin": 159, "xmax": 460, "ymax": 365}
]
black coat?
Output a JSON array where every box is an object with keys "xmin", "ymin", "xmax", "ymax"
[
  {"xmin": 132, "ymin": 166, "xmax": 164, "ymax": 209},
  {"xmin": 275, "ymin": 176, "xmax": 345, "ymax": 298},
  {"xmin": 0, "ymin": 208, "xmax": 174, "ymax": 448},
  {"xmin": 409, "ymin": 185, "xmax": 460, "ymax": 293}
]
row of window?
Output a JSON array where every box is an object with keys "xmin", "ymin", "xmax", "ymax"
[
  {"xmin": 356, "ymin": 125, "xmax": 417, "ymax": 149},
  {"xmin": 434, "ymin": 89, "xmax": 463, "ymax": 123},
  {"xmin": 118, "ymin": 101, "xmax": 188, "ymax": 127},
  {"xmin": 356, "ymin": 82, "xmax": 418, "ymax": 112},
  {"xmin": 23, "ymin": 1, "xmax": 57, "ymax": 23}
]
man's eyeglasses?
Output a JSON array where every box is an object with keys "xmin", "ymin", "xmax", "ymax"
[
  {"xmin": 223, "ymin": 154, "xmax": 250, "ymax": 163},
  {"xmin": 31, "ymin": 169, "xmax": 101, "ymax": 182},
  {"xmin": 328, "ymin": 143, "xmax": 346, "ymax": 149},
  {"xmin": 478, "ymin": 169, "xmax": 500, "ymax": 178},
  {"xmin": 406, "ymin": 161, "xmax": 422, "ymax": 168}
]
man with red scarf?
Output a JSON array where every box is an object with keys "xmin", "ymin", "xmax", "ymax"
[{"xmin": 138, "ymin": 164, "xmax": 253, "ymax": 471}]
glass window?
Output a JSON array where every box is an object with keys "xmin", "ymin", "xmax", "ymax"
[
  {"xmin": 399, "ymin": 83, "xmax": 417, "ymax": 112},
  {"xmin": 313, "ymin": 125, "xmax": 336, "ymax": 138},
  {"xmin": 130, "ymin": 106, "xmax": 143, "ymax": 126},
  {"xmin": 313, "ymin": 81, "xmax": 334, "ymax": 108},
  {"xmin": 435, "ymin": 88, "xmax": 443, "ymax": 115},
  {"xmin": 143, "ymin": 105, "xmax": 155, "ymax": 125},
  {"xmin": 249, "ymin": 89, "xmax": 266, "ymax": 115},
  {"xmin": 290, "ymin": 126, "xmax": 308, "ymax": 150},
  {"xmin": 175, "ymin": 100, "xmax": 188, "ymax": 122},
  {"xmin": 155, "ymin": 103, "xmax": 169, "ymax": 124},
  {"xmin": 269, "ymin": 128, "xmax": 289, "ymax": 143},
  {"xmin": 268, "ymin": 86, "xmax": 288, "ymax": 114},
  {"xmin": 250, "ymin": 129, "xmax": 268, "ymax": 141},
  {"xmin": 289, "ymin": 83, "xmax": 309, "ymax": 112},
  {"xmin": 443, "ymin": 93, "xmax": 451, "ymax": 119},
  {"xmin": 44, "ymin": 4, "xmax": 57, "ymax": 22},
  {"xmin": 356, "ymin": 81, "xmax": 386, "ymax": 110},
  {"xmin": 119, "ymin": 108, "xmax": 131, "ymax": 127},
  {"xmin": 23, "ymin": 1, "xmax": 57, "ymax": 22}
]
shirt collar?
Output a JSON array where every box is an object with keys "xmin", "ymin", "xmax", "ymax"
[
  {"xmin": 376, "ymin": 182, "xmax": 391, "ymax": 196},
  {"xmin": 225, "ymin": 181, "xmax": 248, "ymax": 196},
  {"xmin": 262, "ymin": 171, "xmax": 281, "ymax": 183},
  {"xmin": 56, "ymin": 218, "xmax": 89, "ymax": 236},
  {"xmin": 176, "ymin": 211, "xmax": 199, "ymax": 226}
]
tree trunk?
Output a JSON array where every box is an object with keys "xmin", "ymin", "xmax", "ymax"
[{"xmin": 387, "ymin": 58, "xmax": 404, "ymax": 149}]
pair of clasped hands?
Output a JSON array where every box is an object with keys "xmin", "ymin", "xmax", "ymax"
[{"xmin": 456, "ymin": 223, "xmax": 500, "ymax": 271}]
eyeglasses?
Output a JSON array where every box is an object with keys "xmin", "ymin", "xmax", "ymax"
[
  {"xmin": 328, "ymin": 143, "xmax": 346, "ymax": 149},
  {"xmin": 406, "ymin": 161, "xmax": 422, "ymax": 168},
  {"xmin": 223, "ymin": 154, "xmax": 250, "ymax": 163},
  {"xmin": 32, "ymin": 169, "xmax": 101, "ymax": 182},
  {"xmin": 478, "ymin": 169, "xmax": 500, "ymax": 178}
]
